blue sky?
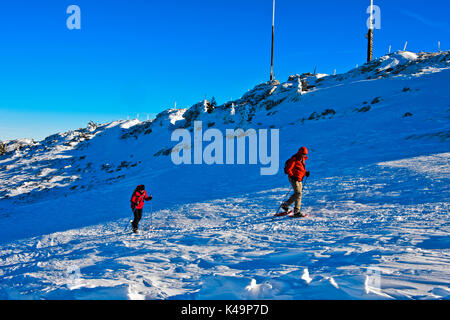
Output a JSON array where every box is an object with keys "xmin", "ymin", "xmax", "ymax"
[{"xmin": 0, "ymin": 0, "xmax": 449, "ymax": 141}]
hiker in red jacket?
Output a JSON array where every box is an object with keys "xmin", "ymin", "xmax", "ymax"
[
  {"xmin": 130, "ymin": 184, "xmax": 152, "ymax": 233},
  {"xmin": 281, "ymin": 147, "xmax": 310, "ymax": 217}
]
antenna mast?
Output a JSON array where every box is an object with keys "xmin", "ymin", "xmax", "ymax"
[
  {"xmin": 270, "ymin": 0, "xmax": 275, "ymax": 81},
  {"xmin": 367, "ymin": 0, "xmax": 374, "ymax": 62}
]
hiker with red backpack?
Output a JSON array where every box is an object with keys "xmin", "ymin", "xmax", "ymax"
[
  {"xmin": 281, "ymin": 147, "xmax": 310, "ymax": 217},
  {"xmin": 130, "ymin": 184, "xmax": 152, "ymax": 233}
]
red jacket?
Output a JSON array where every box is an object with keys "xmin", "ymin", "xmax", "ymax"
[
  {"xmin": 285, "ymin": 151, "xmax": 308, "ymax": 181},
  {"xmin": 131, "ymin": 190, "xmax": 151, "ymax": 210}
]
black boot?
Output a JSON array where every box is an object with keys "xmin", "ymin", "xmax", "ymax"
[
  {"xmin": 281, "ymin": 202, "xmax": 290, "ymax": 212},
  {"xmin": 292, "ymin": 210, "xmax": 306, "ymax": 218}
]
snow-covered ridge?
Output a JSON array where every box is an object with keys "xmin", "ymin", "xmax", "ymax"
[
  {"xmin": 2, "ymin": 51, "xmax": 449, "ymax": 147},
  {"xmin": 0, "ymin": 51, "xmax": 449, "ymax": 300},
  {"xmin": 0, "ymin": 51, "xmax": 449, "ymax": 203}
]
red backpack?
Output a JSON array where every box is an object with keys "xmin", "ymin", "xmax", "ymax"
[{"xmin": 284, "ymin": 156, "xmax": 294, "ymax": 175}]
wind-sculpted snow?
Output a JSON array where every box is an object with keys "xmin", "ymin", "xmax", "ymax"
[
  {"xmin": 0, "ymin": 153, "xmax": 448, "ymax": 299},
  {"xmin": 0, "ymin": 51, "xmax": 449, "ymax": 299}
]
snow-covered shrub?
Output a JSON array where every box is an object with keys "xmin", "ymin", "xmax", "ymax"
[
  {"xmin": 206, "ymin": 97, "xmax": 217, "ymax": 114},
  {"xmin": 88, "ymin": 121, "xmax": 98, "ymax": 131},
  {"xmin": 0, "ymin": 142, "xmax": 6, "ymax": 156}
]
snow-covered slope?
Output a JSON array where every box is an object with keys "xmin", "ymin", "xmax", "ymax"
[{"xmin": 0, "ymin": 51, "xmax": 449, "ymax": 299}]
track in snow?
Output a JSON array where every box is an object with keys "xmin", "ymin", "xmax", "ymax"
[{"xmin": 0, "ymin": 153, "xmax": 449, "ymax": 299}]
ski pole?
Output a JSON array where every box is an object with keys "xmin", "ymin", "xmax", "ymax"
[
  {"xmin": 300, "ymin": 176, "xmax": 308, "ymax": 213},
  {"xmin": 150, "ymin": 201, "xmax": 153, "ymax": 230},
  {"xmin": 275, "ymin": 184, "xmax": 293, "ymax": 215},
  {"xmin": 303, "ymin": 176, "xmax": 308, "ymax": 190},
  {"xmin": 125, "ymin": 208, "xmax": 135, "ymax": 232}
]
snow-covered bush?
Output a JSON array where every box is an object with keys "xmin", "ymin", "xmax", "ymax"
[
  {"xmin": 0, "ymin": 142, "xmax": 6, "ymax": 156},
  {"xmin": 206, "ymin": 97, "xmax": 217, "ymax": 114}
]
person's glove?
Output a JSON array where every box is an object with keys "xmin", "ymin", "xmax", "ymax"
[
  {"xmin": 146, "ymin": 195, "xmax": 152, "ymax": 201},
  {"xmin": 306, "ymin": 171, "xmax": 310, "ymax": 178}
]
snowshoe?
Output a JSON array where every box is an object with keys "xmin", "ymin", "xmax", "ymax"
[
  {"xmin": 290, "ymin": 211, "xmax": 308, "ymax": 218},
  {"xmin": 273, "ymin": 210, "xmax": 292, "ymax": 217}
]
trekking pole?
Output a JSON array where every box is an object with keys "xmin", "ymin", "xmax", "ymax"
[
  {"xmin": 150, "ymin": 201, "xmax": 153, "ymax": 230},
  {"xmin": 275, "ymin": 184, "xmax": 293, "ymax": 215},
  {"xmin": 125, "ymin": 208, "xmax": 135, "ymax": 232},
  {"xmin": 301, "ymin": 176, "xmax": 308, "ymax": 213}
]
